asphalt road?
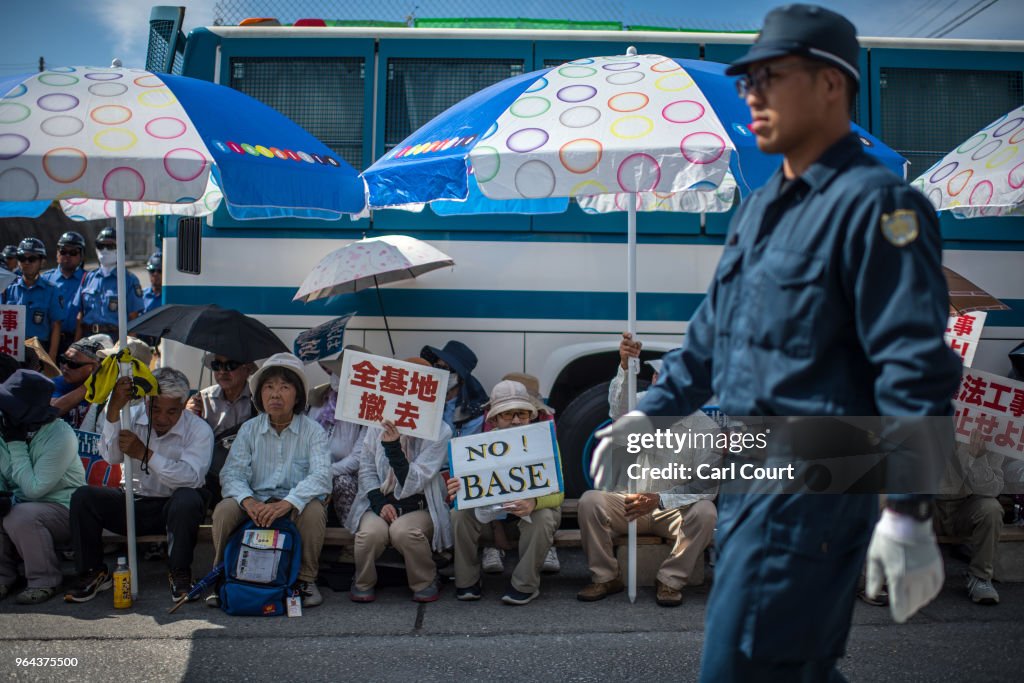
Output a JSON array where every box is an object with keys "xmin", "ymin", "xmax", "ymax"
[{"xmin": 0, "ymin": 545, "xmax": 1021, "ymax": 682}]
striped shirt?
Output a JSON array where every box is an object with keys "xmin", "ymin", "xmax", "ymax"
[{"xmin": 220, "ymin": 413, "xmax": 331, "ymax": 513}]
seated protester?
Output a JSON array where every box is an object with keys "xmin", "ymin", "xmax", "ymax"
[
  {"xmin": 0, "ymin": 370, "xmax": 86, "ymax": 604},
  {"xmin": 579, "ymin": 336, "xmax": 717, "ymax": 606},
  {"xmin": 448, "ymin": 380, "xmax": 563, "ymax": 606},
  {"xmin": 308, "ymin": 346, "xmax": 369, "ymax": 526},
  {"xmin": 79, "ymin": 338, "xmax": 154, "ymax": 433},
  {"xmin": 481, "ymin": 373, "xmax": 560, "ymax": 574},
  {"xmin": 185, "ymin": 354, "xmax": 258, "ymax": 505},
  {"xmin": 936, "ymin": 428, "xmax": 1006, "ymax": 605},
  {"xmin": 65, "ymin": 367, "xmax": 213, "ymax": 603},
  {"xmin": 347, "ymin": 358, "xmax": 453, "ymax": 603},
  {"xmin": 608, "ymin": 331, "xmax": 662, "ymax": 420},
  {"xmin": 421, "ymin": 340, "xmax": 488, "ymax": 438},
  {"xmin": 212, "ymin": 353, "xmax": 331, "ymax": 609},
  {"xmin": 51, "ymin": 336, "xmax": 108, "ymax": 428}
]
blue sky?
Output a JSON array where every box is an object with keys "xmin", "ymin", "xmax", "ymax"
[{"xmin": 2, "ymin": 0, "xmax": 1022, "ymax": 76}]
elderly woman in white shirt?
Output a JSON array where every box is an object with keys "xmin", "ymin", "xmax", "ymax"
[
  {"xmin": 211, "ymin": 353, "xmax": 331, "ymax": 609},
  {"xmin": 347, "ymin": 359, "xmax": 453, "ymax": 603}
]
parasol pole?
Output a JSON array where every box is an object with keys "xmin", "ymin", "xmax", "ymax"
[
  {"xmin": 626, "ymin": 192, "xmax": 638, "ymax": 605},
  {"xmin": 373, "ymin": 275, "xmax": 396, "ymax": 357},
  {"xmin": 114, "ymin": 198, "xmax": 139, "ymax": 599}
]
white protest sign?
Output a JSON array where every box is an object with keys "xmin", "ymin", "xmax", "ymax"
[
  {"xmin": 335, "ymin": 351, "xmax": 447, "ymax": 440},
  {"xmin": 0, "ymin": 304, "xmax": 26, "ymax": 362},
  {"xmin": 944, "ymin": 311, "xmax": 986, "ymax": 368},
  {"xmin": 448, "ymin": 421, "xmax": 563, "ymax": 510},
  {"xmin": 953, "ymin": 366, "xmax": 1024, "ymax": 460}
]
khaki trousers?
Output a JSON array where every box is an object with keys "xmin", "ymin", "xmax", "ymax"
[
  {"xmin": 354, "ymin": 509, "xmax": 435, "ymax": 592},
  {"xmin": 211, "ymin": 498, "xmax": 327, "ymax": 583},
  {"xmin": 452, "ymin": 506, "xmax": 560, "ymax": 594},
  {"xmin": 935, "ymin": 495, "xmax": 1003, "ymax": 580},
  {"xmin": 578, "ymin": 490, "xmax": 716, "ymax": 590}
]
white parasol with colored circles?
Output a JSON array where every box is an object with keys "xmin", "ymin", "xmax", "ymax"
[{"xmin": 912, "ymin": 104, "xmax": 1024, "ymax": 219}]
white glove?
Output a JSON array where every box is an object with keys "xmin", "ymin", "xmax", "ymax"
[
  {"xmin": 866, "ymin": 508, "xmax": 944, "ymax": 623},
  {"xmin": 590, "ymin": 411, "xmax": 652, "ymax": 490}
]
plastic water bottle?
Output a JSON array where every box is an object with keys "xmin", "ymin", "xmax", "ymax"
[{"xmin": 112, "ymin": 557, "xmax": 132, "ymax": 609}]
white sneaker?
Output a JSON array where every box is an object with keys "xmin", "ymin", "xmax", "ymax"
[
  {"xmin": 966, "ymin": 574, "xmax": 999, "ymax": 605},
  {"xmin": 541, "ymin": 547, "xmax": 560, "ymax": 573},
  {"xmin": 481, "ymin": 547, "xmax": 505, "ymax": 574}
]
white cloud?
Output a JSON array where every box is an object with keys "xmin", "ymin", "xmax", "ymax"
[{"xmin": 93, "ymin": 0, "xmax": 218, "ymax": 69}]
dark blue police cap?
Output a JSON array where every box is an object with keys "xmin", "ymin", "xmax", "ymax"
[
  {"xmin": 146, "ymin": 252, "xmax": 162, "ymax": 272},
  {"xmin": 726, "ymin": 4, "xmax": 860, "ymax": 82}
]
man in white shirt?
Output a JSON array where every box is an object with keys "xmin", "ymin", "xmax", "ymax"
[{"xmin": 65, "ymin": 367, "xmax": 213, "ymax": 603}]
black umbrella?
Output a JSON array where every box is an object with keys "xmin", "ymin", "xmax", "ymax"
[{"xmin": 129, "ymin": 304, "xmax": 288, "ymax": 362}]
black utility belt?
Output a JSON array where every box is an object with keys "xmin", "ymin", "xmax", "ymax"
[{"xmin": 385, "ymin": 493, "xmax": 428, "ymax": 514}]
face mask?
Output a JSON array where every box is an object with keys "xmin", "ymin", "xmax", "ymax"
[
  {"xmin": 447, "ymin": 372, "xmax": 460, "ymax": 392},
  {"xmin": 329, "ymin": 373, "xmax": 339, "ymax": 391},
  {"xmin": 97, "ymin": 249, "xmax": 117, "ymax": 269}
]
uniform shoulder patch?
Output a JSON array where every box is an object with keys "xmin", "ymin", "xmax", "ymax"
[
  {"xmin": 134, "ymin": 283, "xmax": 143, "ymax": 297},
  {"xmin": 880, "ymin": 209, "xmax": 920, "ymax": 247}
]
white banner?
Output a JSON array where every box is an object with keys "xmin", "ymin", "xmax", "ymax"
[
  {"xmin": 944, "ymin": 311, "xmax": 986, "ymax": 368},
  {"xmin": 335, "ymin": 351, "xmax": 447, "ymax": 441},
  {"xmin": 448, "ymin": 421, "xmax": 563, "ymax": 510},
  {"xmin": 0, "ymin": 304, "xmax": 26, "ymax": 362},
  {"xmin": 952, "ymin": 366, "xmax": 1024, "ymax": 460}
]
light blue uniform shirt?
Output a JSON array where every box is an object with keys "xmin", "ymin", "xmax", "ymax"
[
  {"xmin": 74, "ymin": 268, "xmax": 144, "ymax": 327},
  {"xmin": 220, "ymin": 413, "xmax": 331, "ymax": 513},
  {"xmin": 42, "ymin": 266, "xmax": 87, "ymax": 333},
  {"xmin": 3, "ymin": 276, "xmax": 63, "ymax": 341}
]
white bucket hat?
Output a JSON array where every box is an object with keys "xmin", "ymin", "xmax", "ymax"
[
  {"xmin": 250, "ymin": 352, "xmax": 309, "ymax": 407},
  {"xmin": 99, "ymin": 338, "xmax": 153, "ymax": 367},
  {"xmin": 485, "ymin": 380, "xmax": 538, "ymax": 419},
  {"xmin": 645, "ymin": 358, "xmax": 663, "ymax": 375}
]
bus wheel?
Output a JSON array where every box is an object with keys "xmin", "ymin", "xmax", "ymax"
[{"xmin": 556, "ymin": 383, "xmax": 613, "ymax": 498}]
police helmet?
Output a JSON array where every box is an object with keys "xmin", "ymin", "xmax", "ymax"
[
  {"xmin": 17, "ymin": 237, "xmax": 46, "ymax": 258},
  {"xmin": 95, "ymin": 227, "xmax": 117, "ymax": 246},
  {"xmin": 146, "ymin": 252, "xmax": 163, "ymax": 272},
  {"xmin": 57, "ymin": 231, "xmax": 87, "ymax": 249},
  {"xmin": 2, "ymin": 245, "xmax": 17, "ymax": 261}
]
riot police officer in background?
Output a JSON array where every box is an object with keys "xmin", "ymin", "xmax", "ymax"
[
  {"xmin": 2, "ymin": 238, "xmax": 63, "ymax": 359},
  {"xmin": 73, "ymin": 227, "xmax": 144, "ymax": 341},
  {"xmin": 142, "ymin": 251, "xmax": 163, "ymax": 314},
  {"xmin": 42, "ymin": 231, "xmax": 89, "ymax": 355},
  {"xmin": 600, "ymin": 5, "xmax": 962, "ymax": 681}
]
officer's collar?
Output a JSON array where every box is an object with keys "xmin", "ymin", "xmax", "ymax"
[
  {"xmin": 795, "ymin": 132, "xmax": 863, "ymax": 193},
  {"xmin": 99, "ymin": 265, "xmax": 115, "ymax": 277}
]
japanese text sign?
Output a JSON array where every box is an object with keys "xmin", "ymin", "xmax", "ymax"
[
  {"xmin": 335, "ymin": 351, "xmax": 447, "ymax": 440},
  {"xmin": 448, "ymin": 422, "xmax": 563, "ymax": 510},
  {"xmin": 293, "ymin": 313, "xmax": 355, "ymax": 362},
  {"xmin": 953, "ymin": 366, "xmax": 1024, "ymax": 460},
  {"xmin": 944, "ymin": 312, "xmax": 986, "ymax": 368},
  {"xmin": 0, "ymin": 305, "xmax": 25, "ymax": 362},
  {"xmin": 75, "ymin": 430, "xmax": 122, "ymax": 488}
]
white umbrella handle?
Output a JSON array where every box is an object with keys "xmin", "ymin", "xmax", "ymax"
[
  {"xmin": 626, "ymin": 193, "xmax": 638, "ymax": 604},
  {"xmin": 114, "ymin": 200, "xmax": 139, "ymax": 599}
]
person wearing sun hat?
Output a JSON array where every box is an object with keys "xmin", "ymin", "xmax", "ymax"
[
  {"xmin": 0, "ymin": 370, "xmax": 86, "ymax": 604},
  {"xmin": 420, "ymin": 340, "xmax": 488, "ymax": 437},
  {"xmin": 447, "ymin": 380, "xmax": 563, "ymax": 606},
  {"xmin": 212, "ymin": 352, "xmax": 331, "ymax": 609},
  {"xmin": 347, "ymin": 358, "xmax": 453, "ymax": 604}
]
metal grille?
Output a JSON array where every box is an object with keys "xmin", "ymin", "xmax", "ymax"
[
  {"xmin": 172, "ymin": 47, "xmax": 184, "ymax": 75},
  {"xmin": 146, "ymin": 20, "xmax": 175, "ymax": 73},
  {"xmin": 230, "ymin": 57, "xmax": 366, "ymax": 168},
  {"xmin": 384, "ymin": 58, "xmax": 524, "ymax": 151},
  {"xmin": 880, "ymin": 67, "xmax": 1024, "ymax": 177},
  {"xmin": 177, "ymin": 218, "xmax": 203, "ymax": 275}
]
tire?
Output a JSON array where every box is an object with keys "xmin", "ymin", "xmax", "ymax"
[{"xmin": 556, "ymin": 381, "xmax": 647, "ymax": 498}]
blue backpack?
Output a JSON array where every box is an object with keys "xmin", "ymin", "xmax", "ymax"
[{"xmin": 220, "ymin": 518, "xmax": 302, "ymax": 616}]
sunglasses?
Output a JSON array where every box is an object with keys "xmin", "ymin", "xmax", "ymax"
[
  {"xmin": 59, "ymin": 356, "xmax": 89, "ymax": 370},
  {"xmin": 210, "ymin": 360, "xmax": 244, "ymax": 372},
  {"xmin": 17, "ymin": 255, "xmax": 41, "ymax": 263},
  {"xmin": 59, "ymin": 249, "xmax": 82, "ymax": 257},
  {"xmin": 96, "ymin": 244, "xmax": 116, "ymax": 252}
]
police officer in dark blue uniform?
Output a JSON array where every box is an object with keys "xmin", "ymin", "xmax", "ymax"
[
  {"xmin": 2, "ymin": 238, "xmax": 63, "ymax": 359},
  {"xmin": 601, "ymin": 5, "xmax": 962, "ymax": 681},
  {"xmin": 142, "ymin": 251, "xmax": 163, "ymax": 314},
  {"xmin": 74, "ymin": 227, "xmax": 144, "ymax": 340},
  {"xmin": 42, "ymin": 231, "xmax": 89, "ymax": 354}
]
